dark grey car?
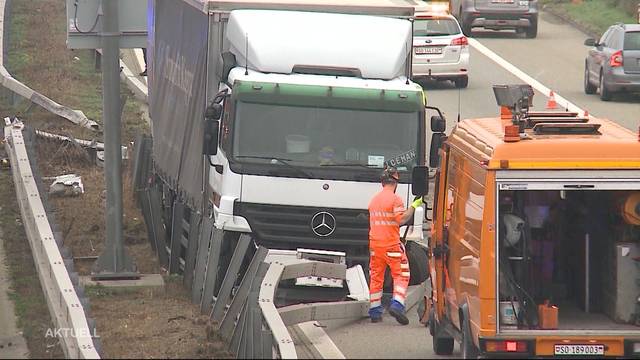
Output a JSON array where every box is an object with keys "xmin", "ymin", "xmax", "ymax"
[
  {"xmin": 449, "ymin": 0, "xmax": 539, "ymax": 38},
  {"xmin": 584, "ymin": 23, "xmax": 640, "ymax": 101}
]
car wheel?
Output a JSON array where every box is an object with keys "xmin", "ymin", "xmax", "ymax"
[
  {"xmin": 462, "ymin": 22, "xmax": 472, "ymax": 37},
  {"xmin": 599, "ymin": 70, "xmax": 612, "ymax": 101},
  {"xmin": 461, "ymin": 316, "xmax": 479, "ymax": 359},
  {"xmin": 584, "ymin": 64, "xmax": 597, "ymax": 94},
  {"xmin": 525, "ymin": 21, "xmax": 538, "ymax": 38},
  {"xmin": 454, "ymin": 76, "xmax": 469, "ymax": 89},
  {"xmin": 461, "ymin": 8, "xmax": 472, "ymax": 36}
]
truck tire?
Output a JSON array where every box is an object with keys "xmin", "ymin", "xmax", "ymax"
[
  {"xmin": 461, "ymin": 316, "xmax": 479, "ymax": 359},
  {"xmin": 428, "ymin": 307, "xmax": 435, "ymax": 336},
  {"xmin": 406, "ymin": 241, "xmax": 429, "ymax": 285},
  {"xmin": 432, "ymin": 315, "xmax": 455, "ymax": 355}
]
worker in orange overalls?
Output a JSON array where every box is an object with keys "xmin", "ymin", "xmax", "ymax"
[{"xmin": 368, "ymin": 166, "xmax": 422, "ymax": 325}]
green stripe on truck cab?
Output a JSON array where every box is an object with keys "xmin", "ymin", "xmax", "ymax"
[{"xmin": 232, "ymin": 80, "xmax": 424, "ymax": 112}]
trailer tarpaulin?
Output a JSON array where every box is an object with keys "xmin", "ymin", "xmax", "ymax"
[{"xmin": 150, "ymin": 0, "xmax": 209, "ymax": 209}]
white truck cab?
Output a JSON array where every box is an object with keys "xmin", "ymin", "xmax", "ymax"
[{"xmin": 150, "ymin": 0, "xmax": 437, "ymax": 287}]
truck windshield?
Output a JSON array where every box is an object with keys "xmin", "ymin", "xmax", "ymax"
[{"xmin": 231, "ymin": 101, "xmax": 420, "ymax": 181}]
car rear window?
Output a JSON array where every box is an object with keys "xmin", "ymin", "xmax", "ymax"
[
  {"xmin": 624, "ymin": 31, "xmax": 640, "ymax": 50},
  {"xmin": 413, "ymin": 18, "xmax": 460, "ymax": 36}
]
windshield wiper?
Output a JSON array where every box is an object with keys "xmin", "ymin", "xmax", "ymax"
[
  {"xmin": 320, "ymin": 162, "xmax": 381, "ymax": 169},
  {"xmin": 235, "ymin": 155, "xmax": 312, "ymax": 177}
]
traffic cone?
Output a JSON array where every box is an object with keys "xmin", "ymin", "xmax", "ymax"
[{"xmin": 546, "ymin": 91, "xmax": 558, "ymax": 109}]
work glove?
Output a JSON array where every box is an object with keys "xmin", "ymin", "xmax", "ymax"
[{"xmin": 411, "ymin": 197, "xmax": 424, "ymax": 209}]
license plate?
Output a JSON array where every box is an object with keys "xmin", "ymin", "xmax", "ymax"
[
  {"xmin": 492, "ymin": 0, "xmax": 514, "ymax": 3},
  {"xmin": 554, "ymin": 344, "xmax": 605, "ymax": 356},
  {"xmin": 415, "ymin": 46, "xmax": 443, "ymax": 55}
]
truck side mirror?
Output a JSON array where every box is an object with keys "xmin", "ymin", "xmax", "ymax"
[
  {"xmin": 203, "ymin": 119, "xmax": 219, "ymax": 156},
  {"xmin": 205, "ymin": 103, "xmax": 223, "ymax": 120},
  {"xmin": 411, "ymin": 165, "xmax": 429, "ymax": 197},
  {"xmin": 584, "ymin": 38, "xmax": 596, "ymax": 47},
  {"xmin": 430, "ymin": 133, "xmax": 446, "ymax": 168},
  {"xmin": 431, "ymin": 115, "xmax": 446, "ymax": 133}
]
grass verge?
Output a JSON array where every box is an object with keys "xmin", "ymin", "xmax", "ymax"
[
  {"xmin": 0, "ymin": 167, "xmax": 64, "ymax": 358},
  {"xmin": 2, "ymin": 0, "xmax": 231, "ymax": 358},
  {"xmin": 543, "ymin": 0, "xmax": 637, "ymax": 37}
]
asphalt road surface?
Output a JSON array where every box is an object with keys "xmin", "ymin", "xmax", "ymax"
[{"xmin": 325, "ymin": 10, "xmax": 639, "ymax": 359}]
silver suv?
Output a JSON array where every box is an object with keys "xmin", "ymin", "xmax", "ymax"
[
  {"xmin": 584, "ymin": 23, "xmax": 640, "ymax": 101},
  {"xmin": 450, "ymin": 0, "xmax": 539, "ymax": 38}
]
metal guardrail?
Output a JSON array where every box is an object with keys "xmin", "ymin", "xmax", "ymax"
[
  {"xmin": 4, "ymin": 119, "xmax": 100, "ymax": 359},
  {"xmin": 0, "ymin": 0, "xmax": 99, "ymax": 130},
  {"xmin": 130, "ymin": 140, "xmax": 372, "ymax": 358}
]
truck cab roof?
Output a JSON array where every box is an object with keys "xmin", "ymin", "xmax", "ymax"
[
  {"xmin": 226, "ymin": 9, "xmax": 412, "ymax": 80},
  {"xmin": 450, "ymin": 116, "xmax": 640, "ymax": 169}
]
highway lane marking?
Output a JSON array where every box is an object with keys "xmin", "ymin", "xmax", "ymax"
[{"xmin": 469, "ymin": 38, "xmax": 585, "ymax": 115}]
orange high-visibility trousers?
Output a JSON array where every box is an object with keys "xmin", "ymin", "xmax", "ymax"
[{"xmin": 368, "ymin": 243, "xmax": 410, "ymax": 316}]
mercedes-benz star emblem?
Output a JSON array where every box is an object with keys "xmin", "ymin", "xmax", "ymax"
[{"xmin": 311, "ymin": 212, "xmax": 336, "ymax": 237}]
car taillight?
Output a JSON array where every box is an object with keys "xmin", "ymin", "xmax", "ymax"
[
  {"xmin": 610, "ymin": 50, "xmax": 623, "ymax": 67},
  {"xmin": 485, "ymin": 340, "xmax": 528, "ymax": 353},
  {"xmin": 451, "ymin": 36, "xmax": 468, "ymax": 46}
]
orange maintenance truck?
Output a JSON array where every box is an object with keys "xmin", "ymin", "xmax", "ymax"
[{"xmin": 423, "ymin": 85, "xmax": 640, "ymax": 358}]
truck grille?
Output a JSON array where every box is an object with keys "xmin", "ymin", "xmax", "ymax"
[{"xmin": 233, "ymin": 202, "xmax": 369, "ymax": 260}]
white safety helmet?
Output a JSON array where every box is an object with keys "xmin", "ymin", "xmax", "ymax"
[{"xmin": 502, "ymin": 214, "xmax": 525, "ymax": 247}]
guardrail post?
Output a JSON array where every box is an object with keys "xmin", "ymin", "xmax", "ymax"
[
  {"xmin": 230, "ymin": 300, "xmax": 248, "ymax": 356},
  {"xmin": 183, "ymin": 212, "xmax": 201, "ymax": 290},
  {"xmin": 140, "ymin": 187, "xmax": 157, "ymax": 253},
  {"xmin": 169, "ymin": 201, "xmax": 185, "ymax": 274},
  {"xmin": 148, "ymin": 183, "xmax": 169, "ymax": 267},
  {"xmin": 200, "ymin": 228, "xmax": 224, "ymax": 313},
  {"xmin": 219, "ymin": 247, "xmax": 268, "ymax": 341},
  {"xmin": 192, "ymin": 216, "xmax": 213, "ymax": 304},
  {"xmin": 210, "ymin": 234, "xmax": 251, "ymax": 322}
]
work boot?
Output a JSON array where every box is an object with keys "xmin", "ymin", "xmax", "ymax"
[{"xmin": 389, "ymin": 301, "xmax": 409, "ymax": 325}]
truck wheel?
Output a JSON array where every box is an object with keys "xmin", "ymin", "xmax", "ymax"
[
  {"xmin": 432, "ymin": 317, "xmax": 455, "ymax": 355},
  {"xmin": 461, "ymin": 317, "xmax": 479, "ymax": 359},
  {"xmin": 406, "ymin": 241, "xmax": 429, "ymax": 285},
  {"xmin": 428, "ymin": 307, "xmax": 435, "ymax": 336}
]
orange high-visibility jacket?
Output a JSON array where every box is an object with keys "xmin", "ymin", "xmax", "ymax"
[{"xmin": 368, "ymin": 187, "xmax": 405, "ymax": 248}]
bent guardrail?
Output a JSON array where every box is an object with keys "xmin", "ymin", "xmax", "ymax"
[
  {"xmin": 4, "ymin": 119, "xmax": 100, "ymax": 359},
  {"xmin": 0, "ymin": 0, "xmax": 98, "ymax": 130}
]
